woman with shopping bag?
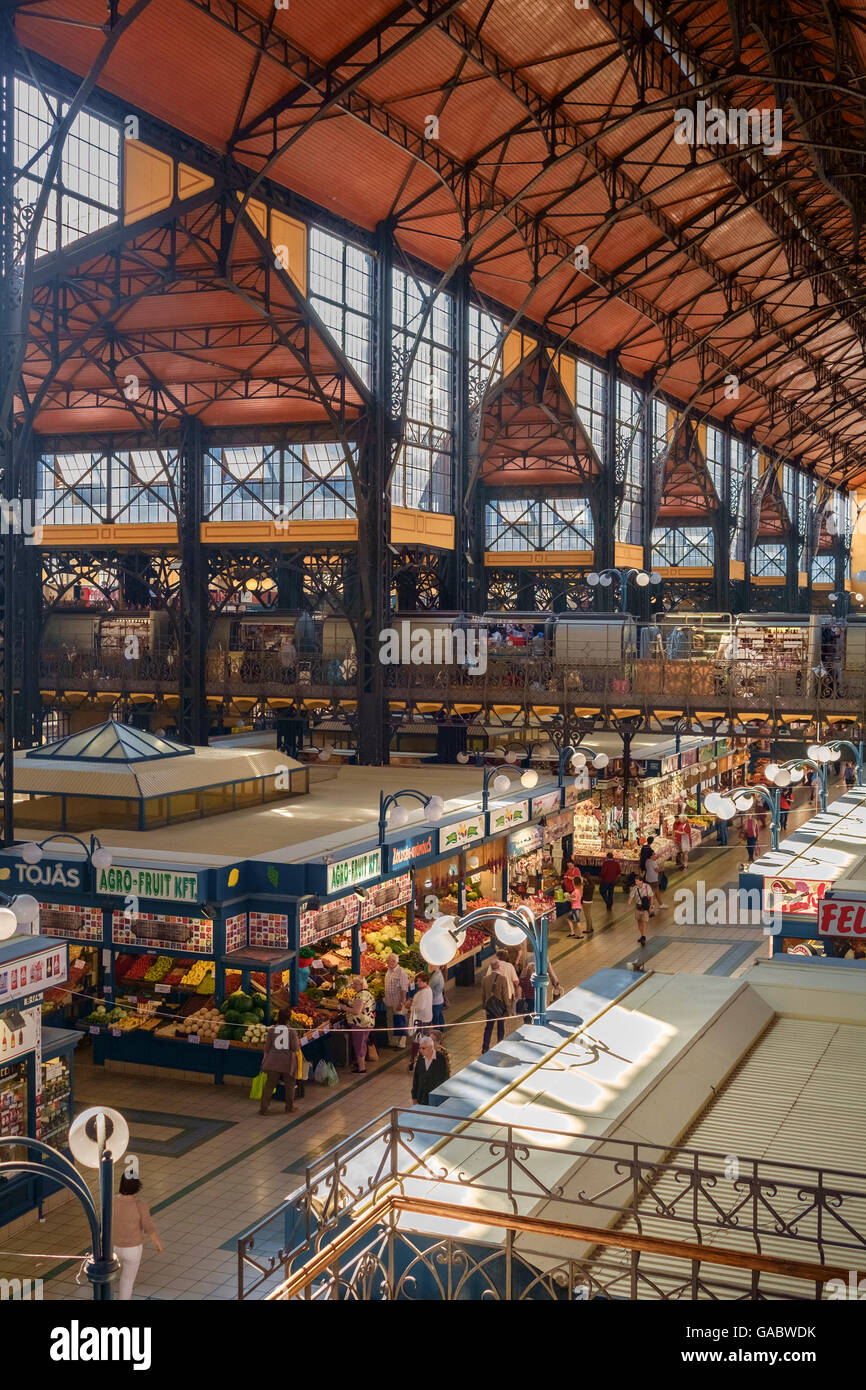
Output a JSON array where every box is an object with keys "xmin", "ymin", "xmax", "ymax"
[{"xmin": 258, "ymin": 1009, "xmax": 301, "ymax": 1115}]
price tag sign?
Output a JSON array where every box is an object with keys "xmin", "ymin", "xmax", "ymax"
[
  {"xmin": 214, "ymin": 1038, "xmax": 230, "ymax": 1050},
  {"xmin": 155, "ymin": 983, "xmax": 171, "ymax": 994},
  {"xmin": 104, "ymin": 985, "xmax": 113, "ymax": 995},
  {"xmin": 311, "ymin": 1029, "xmax": 319, "ymax": 1040},
  {"xmin": 89, "ymin": 1026, "xmax": 101, "ymax": 1035},
  {"xmin": 111, "ymin": 1028, "xmax": 122, "ymax": 1038},
  {"xmin": 187, "ymin": 1034, "xmax": 200, "ymax": 1044},
  {"xmin": 127, "ymin": 995, "xmax": 138, "ymax": 1004}
]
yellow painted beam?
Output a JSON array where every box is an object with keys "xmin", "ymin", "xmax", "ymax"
[{"xmin": 390, "ymin": 507, "xmax": 455, "ymax": 550}]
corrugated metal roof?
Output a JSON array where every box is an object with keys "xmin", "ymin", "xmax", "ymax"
[{"xmin": 595, "ymin": 1016, "xmax": 866, "ymax": 1297}]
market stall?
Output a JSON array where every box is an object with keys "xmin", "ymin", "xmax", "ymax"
[
  {"xmin": 0, "ymin": 932, "xmax": 80, "ymax": 1230},
  {"xmin": 739, "ymin": 786, "xmax": 866, "ymax": 961}
]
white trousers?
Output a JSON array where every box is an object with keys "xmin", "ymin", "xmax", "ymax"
[{"xmin": 116, "ymin": 1244, "xmax": 143, "ymax": 1300}]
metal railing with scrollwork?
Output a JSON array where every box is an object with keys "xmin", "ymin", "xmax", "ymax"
[{"xmin": 236, "ymin": 1107, "xmax": 866, "ymax": 1301}]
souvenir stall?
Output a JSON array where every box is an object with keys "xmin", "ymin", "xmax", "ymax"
[
  {"xmin": 0, "ymin": 930, "xmax": 80, "ymax": 1230},
  {"xmin": 739, "ymin": 786, "xmax": 866, "ymax": 962}
]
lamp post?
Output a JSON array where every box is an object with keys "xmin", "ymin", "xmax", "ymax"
[
  {"xmin": 815, "ymin": 738, "xmax": 863, "ymax": 787},
  {"xmin": 586, "ymin": 567, "xmax": 662, "ymax": 614},
  {"xmin": 557, "ymin": 744, "xmax": 610, "ymax": 790},
  {"xmin": 378, "ymin": 789, "xmax": 446, "ymax": 844},
  {"xmin": 0, "ymin": 1104, "xmax": 128, "ymax": 1299},
  {"xmin": 706, "ymin": 785, "xmax": 781, "ymax": 851},
  {"xmin": 482, "ymin": 764, "xmax": 539, "ymax": 811},
  {"xmin": 420, "ymin": 903, "xmax": 550, "ymax": 1024},
  {"xmin": 19, "ymin": 832, "xmax": 113, "ymax": 881}
]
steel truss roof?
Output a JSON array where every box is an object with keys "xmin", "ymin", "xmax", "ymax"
[{"xmin": 10, "ymin": 0, "xmax": 866, "ymax": 483}]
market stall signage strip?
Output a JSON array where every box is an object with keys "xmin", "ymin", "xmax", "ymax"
[
  {"xmin": 0, "ymin": 1005, "xmax": 40, "ymax": 1063},
  {"xmin": 817, "ymin": 898, "xmax": 866, "ymax": 936},
  {"xmin": 438, "ymin": 814, "xmax": 485, "ymax": 853},
  {"xmin": 508, "ymin": 824, "xmax": 542, "ymax": 856},
  {"xmin": 530, "ymin": 790, "xmax": 561, "ymax": 818},
  {"xmin": 325, "ymin": 849, "xmax": 382, "ymax": 895},
  {"xmin": 96, "ymin": 865, "xmax": 199, "ymax": 903},
  {"xmin": 388, "ymin": 833, "xmax": 435, "ymax": 873},
  {"xmin": 487, "ymin": 800, "xmax": 529, "ymax": 834},
  {"xmin": 0, "ymin": 947, "xmax": 67, "ymax": 1004}
]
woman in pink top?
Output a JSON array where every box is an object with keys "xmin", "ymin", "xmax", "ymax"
[
  {"xmin": 112, "ymin": 1175, "xmax": 163, "ymax": 1300},
  {"xmin": 568, "ymin": 882, "xmax": 583, "ymax": 938}
]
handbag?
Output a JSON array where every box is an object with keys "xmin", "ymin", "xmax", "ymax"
[
  {"xmin": 485, "ymin": 994, "xmax": 508, "ymax": 1019},
  {"xmin": 659, "ymin": 871, "xmax": 668, "ymax": 891},
  {"xmin": 249, "ymin": 1072, "xmax": 266, "ymax": 1101}
]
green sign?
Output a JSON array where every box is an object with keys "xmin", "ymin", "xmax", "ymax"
[
  {"xmin": 326, "ymin": 848, "xmax": 382, "ymax": 895},
  {"xmin": 96, "ymin": 865, "xmax": 199, "ymax": 903}
]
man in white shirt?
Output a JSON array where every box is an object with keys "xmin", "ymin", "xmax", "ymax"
[
  {"xmin": 483, "ymin": 951, "xmax": 519, "ymax": 1006},
  {"xmin": 383, "ymin": 954, "xmax": 409, "ymax": 1048}
]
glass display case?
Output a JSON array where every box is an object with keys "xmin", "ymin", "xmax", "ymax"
[
  {"xmin": 0, "ymin": 1061, "xmax": 28, "ymax": 1165},
  {"xmin": 40, "ymin": 1053, "xmax": 72, "ymax": 1151}
]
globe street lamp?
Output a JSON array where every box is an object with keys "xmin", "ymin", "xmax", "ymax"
[
  {"xmin": 19, "ymin": 832, "xmax": 113, "ymax": 878},
  {"xmin": 0, "ymin": 1104, "xmax": 128, "ymax": 1299},
  {"xmin": 557, "ymin": 744, "xmax": 610, "ymax": 790},
  {"xmin": 420, "ymin": 903, "xmax": 550, "ymax": 1023},
  {"xmin": 378, "ymin": 788, "xmax": 446, "ymax": 844},
  {"xmin": 482, "ymin": 764, "xmax": 540, "ymax": 812},
  {"xmin": 706, "ymin": 785, "xmax": 781, "ymax": 850},
  {"xmin": 586, "ymin": 567, "xmax": 662, "ymax": 614},
  {"xmin": 814, "ymin": 739, "xmax": 863, "ymax": 787}
]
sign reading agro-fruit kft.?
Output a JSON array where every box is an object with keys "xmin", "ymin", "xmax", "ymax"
[
  {"xmin": 96, "ymin": 865, "xmax": 199, "ymax": 903},
  {"xmin": 325, "ymin": 849, "xmax": 382, "ymax": 896}
]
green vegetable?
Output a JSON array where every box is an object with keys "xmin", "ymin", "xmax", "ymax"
[
  {"xmin": 218, "ymin": 1024, "xmax": 233, "ymax": 1039},
  {"xmin": 228, "ymin": 989, "xmax": 251, "ymax": 1009},
  {"xmin": 223, "ymin": 1009, "xmax": 243, "ymax": 1024}
]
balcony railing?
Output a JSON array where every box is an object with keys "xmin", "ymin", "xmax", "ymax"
[
  {"xmin": 37, "ymin": 647, "xmax": 866, "ymax": 721},
  {"xmin": 236, "ymin": 1107, "xmax": 866, "ymax": 1302}
]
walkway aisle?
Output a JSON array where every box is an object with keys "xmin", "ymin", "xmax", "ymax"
[{"xmin": 0, "ymin": 788, "xmax": 827, "ymax": 1300}]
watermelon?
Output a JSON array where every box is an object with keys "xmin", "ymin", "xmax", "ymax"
[
  {"xmin": 228, "ymin": 989, "xmax": 251, "ymax": 1010},
  {"xmin": 223, "ymin": 1009, "xmax": 243, "ymax": 1024}
]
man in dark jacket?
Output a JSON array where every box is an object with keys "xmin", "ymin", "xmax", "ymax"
[{"xmin": 411, "ymin": 1035, "xmax": 450, "ymax": 1105}]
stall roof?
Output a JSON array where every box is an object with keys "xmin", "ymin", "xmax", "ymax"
[
  {"xmin": 748, "ymin": 787, "xmax": 866, "ymax": 886},
  {"xmin": 14, "ymin": 727, "xmax": 304, "ymax": 801},
  {"xmin": 14, "ymin": 765, "xmax": 559, "ymax": 870}
]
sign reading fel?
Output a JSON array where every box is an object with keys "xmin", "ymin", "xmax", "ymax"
[{"xmin": 817, "ymin": 898, "xmax": 866, "ymax": 937}]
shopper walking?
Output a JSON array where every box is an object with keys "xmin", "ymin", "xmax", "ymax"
[
  {"xmin": 599, "ymin": 851, "xmax": 621, "ymax": 911},
  {"xmin": 344, "ymin": 975, "xmax": 376, "ymax": 1074},
  {"xmin": 568, "ymin": 879, "xmax": 583, "ymax": 938},
  {"xmin": 779, "ymin": 789, "xmax": 793, "ymax": 832},
  {"xmin": 644, "ymin": 848, "xmax": 665, "ymax": 911},
  {"xmin": 741, "ymin": 811, "xmax": 760, "ymax": 862},
  {"xmin": 411, "ymin": 1034, "xmax": 451, "ymax": 1106},
  {"xmin": 580, "ymin": 874, "xmax": 596, "ymax": 935},
  {"xmin": 481, "ymin": 956, "xmax": 510, "ymax": 1053},
  {"xmin": 407, "ymin": 971, "xmax": 434, "ymax": 1071},
  {"xmin": 112, "ymin": 1174, "xmax": 163, "ymax": 1300},
  {"xmin": 429, "ymin": 966, "xmax": 446, "ymax": 1028},
  {"xmin": 673, "ymin": 812, "xmax": 692, "ymax": 869},
  {"xmin": 629, "ymin": 873, "xmax": 653, "ymax": 948},
  {"xmin": 383, "ymin": 952, "xmax": 409, "ymax": 1048},
  {"xmin": 484, "ymin": 948, "xmax": 519, "ymax": 1008},
  {"xmin": 844, "ymin": 761, "xmax": 857, "ymax": 789},
  {"xmin": 260, "ymin": 1009, "xmax": 301, "ymax": 1113}
]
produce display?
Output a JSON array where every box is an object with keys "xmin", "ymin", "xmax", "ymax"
[
  {"xmin": 121, "ymin": 954, "xmax": 155, "ymax": 981},
  {"xmin": 215, "ymin": 989, "xmax": 265, "ymax": 1041},
  {"xmin": 177, "ymin": 1005, "xmax": 222, "ymax": 1042},
  {"xmin": 181, "ymin": 960, "xmax": 212, "ymax": 988},
  {"xmin": 144, "ymin": 955, "xmax": 173, "ymax": 982}
]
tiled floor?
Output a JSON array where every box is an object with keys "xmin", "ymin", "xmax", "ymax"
[{"xmin": 0, "ymin": 791, "xmax": 828, "ymax": 1300}]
